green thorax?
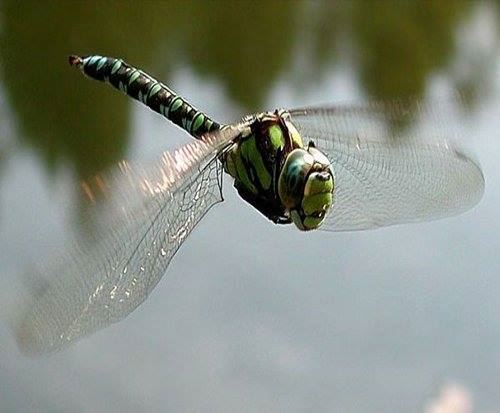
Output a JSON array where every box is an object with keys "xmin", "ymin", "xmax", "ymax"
[{"xmin": 223, "ymin": 110, "xmax": 304, "ymax": 224}]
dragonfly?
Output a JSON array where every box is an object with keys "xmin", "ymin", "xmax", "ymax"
[{"xmin": 16, "ymin": 55, "xmax": 484, "ymax": 355}]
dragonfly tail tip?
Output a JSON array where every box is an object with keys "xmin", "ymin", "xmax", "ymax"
[{"xmin": 68, "ymin": 55, "xmax": 83, "ymax": 67}]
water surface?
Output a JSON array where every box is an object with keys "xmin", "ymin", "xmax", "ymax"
[{"xmin": 0, "ymin": 1, "xmax": 499, "ymax": 412}]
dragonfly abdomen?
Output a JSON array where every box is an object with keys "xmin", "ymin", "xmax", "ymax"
[{"xmin": 69, "ymin": 55, "xmax": 220, "ymax": 139}]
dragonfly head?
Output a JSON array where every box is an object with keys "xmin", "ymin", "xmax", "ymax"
[{"xmin": 278, "ymin": 143, "xmax": 334, "ymax": 231}]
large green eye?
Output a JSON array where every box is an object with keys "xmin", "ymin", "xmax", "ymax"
[{"xmin": 278, "ymin": 149, "xmax": 314, "ymax": 210}]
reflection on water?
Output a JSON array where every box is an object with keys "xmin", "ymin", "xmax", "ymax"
[
  {"xmin": 0, "ymin": 1, "xmax": 499, "ymax": 412},
  {"xmin": 350, "ymin": 1, "xmax": 473, "ymax": 99},
  {"xmin": 424, "ymin": 383, "xmax": 472, "ymax": 413},
  {"xmin": 0, "ymin": 0, "xmax": 496, "ymax": 188}
]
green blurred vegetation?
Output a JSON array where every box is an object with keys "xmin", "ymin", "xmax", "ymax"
[
  {"xmin": 350, "ymin": 0, "xmax": 472, "ymax": 99},
  {"xmin": 0, "ymin": 0, "xmax": 496, "ymax": 183}
]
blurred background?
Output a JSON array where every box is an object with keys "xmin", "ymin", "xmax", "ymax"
[{"xmin": 0, "ymin": 0, "xmax": 499, "ymax": 412}]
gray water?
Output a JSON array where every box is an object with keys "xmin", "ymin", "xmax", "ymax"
[{"xmin": 1, "ymin": 1, "xmax": 500, "ymax": 412}]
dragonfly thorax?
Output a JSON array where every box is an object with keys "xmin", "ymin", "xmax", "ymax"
[{"xmin": 223, "ymin": 110, "xmax": 334, "ymax": 230}]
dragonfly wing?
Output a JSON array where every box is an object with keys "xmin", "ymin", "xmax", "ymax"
[
  {"xmin": 288, "ymin": 97, "xmax": 485, "ymax": 231},
  {"xmin": 288, "ymin": 93, "xmax": 474, "ymax": 141},
  {"xmin": 16, "ymin": 126, "xmax": 240, "ymax": 355}
]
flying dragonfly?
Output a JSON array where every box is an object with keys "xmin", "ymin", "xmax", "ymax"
[{"xmin": 16, "ymin": 55, "xmax": 484, "ymax": 355}]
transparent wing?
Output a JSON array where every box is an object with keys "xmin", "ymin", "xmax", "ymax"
[
  {"xmin": 16, "ymin": 126, "xmax": 240, "ymax": 355},
  {"xmin": 288, "ymin": 96, "xmax": 485, "ymax": 231}
]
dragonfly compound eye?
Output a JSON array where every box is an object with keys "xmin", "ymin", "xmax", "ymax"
[
  {"xmin": 278, "ymin": 149, "xmax": 314, "ymax": 210},
  {"xmin": 279, "ymin": 147, "xmax": 334, "ymax": 231}
]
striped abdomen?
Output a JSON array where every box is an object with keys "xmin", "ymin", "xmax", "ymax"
[{"xmin": 69, "ymin": 55, "xmax": 220, "ymax": 139}]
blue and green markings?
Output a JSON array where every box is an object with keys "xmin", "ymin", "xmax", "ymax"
[
  {"xmin": 69, "ymin": 55, "xmax": 334, "ymax": 229},
  {"xmin": 221, "ymin": 110, "xmax": 334, "ymax": 230},
  {"xmin": 69, "ymin": 55, "xmax": 220, "ymax": 139},
  {"xmin": 223, "ymin": 113, "xmax": 293, "ymax": 198}
]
